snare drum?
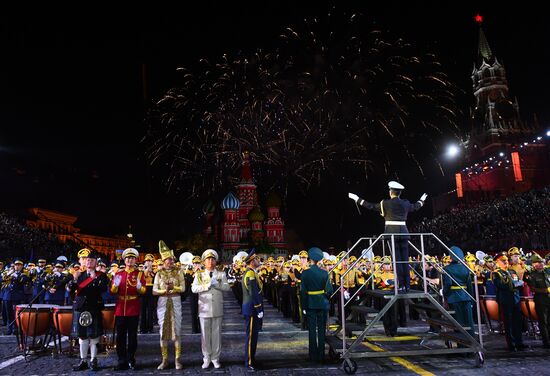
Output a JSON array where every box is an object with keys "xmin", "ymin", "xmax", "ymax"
[
  {"xmin": 101, "ymin": 303, "xmax": 116, "ymax": 330},
  {"xmin": 480, "ymin": 295, "xmax": 499, "ymax": 321},
  {"xmin": 15, "ymin": 304, "xmax": 54, "ymax": 337},
  {"xmin": 520, "ymin": 296, "xmax": 538, "ymax": 321},
  {"xmin": 53, "ymin": 306, "xmax": 73, "ymax": 337}
]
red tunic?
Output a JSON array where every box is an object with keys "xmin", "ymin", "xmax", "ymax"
[{"xmin": 111, "ymin": 267, "xmax": 146, "ymax": 317}]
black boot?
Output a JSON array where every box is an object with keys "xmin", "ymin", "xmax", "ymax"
[
  {"xmin": 73, "ymin": 360, "xmax": 89, "ymax": 371},
  {"xmin": 90, "ymin": 358, "xmax": 99, "ymax": 371}
]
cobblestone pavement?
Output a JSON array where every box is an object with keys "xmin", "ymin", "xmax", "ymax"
[{"xmin": 1, "ymin": 293, "xmax": 550, "ymax": 375}]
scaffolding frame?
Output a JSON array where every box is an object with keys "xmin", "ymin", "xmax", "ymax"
[{"xmin": 328, "ymin": 233, "xmax": 485, "ymax": 374}]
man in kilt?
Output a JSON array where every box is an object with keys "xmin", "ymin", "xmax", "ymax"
[{"xmin": 67, "ymin": 250, "xmax": 109, "ymax": 371}]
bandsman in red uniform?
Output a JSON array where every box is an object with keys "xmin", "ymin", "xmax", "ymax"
[{"xmin": 111, "ymin": 248, "xmax": 146, "ymax": 371}]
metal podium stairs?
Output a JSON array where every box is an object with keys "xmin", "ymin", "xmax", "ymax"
[{"xmin": 325, "ymin": 233, "xmax": 485, "ymax": 375}]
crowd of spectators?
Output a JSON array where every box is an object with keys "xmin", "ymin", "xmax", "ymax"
[
  {"xmin": 412, "ymin": 187, "xmax": 550, "ymax": 253},
  {"xmin": 0, "ymin": 212, "xmax": 76, "ymax": 263}
]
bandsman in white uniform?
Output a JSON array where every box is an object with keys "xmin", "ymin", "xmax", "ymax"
[{"xmin": 192, "ymin": 249, "xmax": 230, "ymax": 369}]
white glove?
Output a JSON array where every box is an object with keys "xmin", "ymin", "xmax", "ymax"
[
  {"xmin": 420, "ymin": 193, "xmax": 428, "ymax": 201},
  {"xmin": 257, "ymin": 311, "xmax": 264, "ymax": 319},
  {"xmin": 348, "ymin": 192, "xmax": 359, "ymax": 202},
  {"xmin": 54, "ymin": 271, "xmax": 61, "ymax": 277},
  {"xmin": 210, "ymin": 277, "xmax": 219, "ymax": 287},
  {"xmin": 137, "ymin": 280, "xmax": 142, "ymax": 290},
  {"xmin": 303, "ymin": 310, "xmax": 306, "ymax": 315},
  {"xmin": 343, "ymin": 290, "xmax": 350, "ymax": 300},
  {"xmin": 113, "ymin": 275, "xmax": 122, "ymax": 287}
]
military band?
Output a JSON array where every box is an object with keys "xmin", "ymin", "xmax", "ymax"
[{"xmin": 2, "ymin": 237, "xmax": 550, "ymax": 372}]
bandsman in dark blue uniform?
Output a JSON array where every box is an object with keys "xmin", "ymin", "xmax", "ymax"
[
  {"xmin": 492, "ymin": 252, "xmax": 526, "ymax": 351},
  {"xmin": 44, "ymin": 262, "xmax": 71, "ymax": 305},
  {"xmin": 3, "ymin": 259, "xmax": 30, "ymax": 335},
  {"xmin": 241, "ymin": 248, "xmax": 263, "ymax": 371},
  {"xmin": 300, "ymin": 247, "xmax": 333, "ymax": 362},
  {"xmin": 31, "ymin": 259, "xmax": 48, "ymax": 304},
  {"xmin": 349, "ymin": 181, "xmax": 426, "ymax": 292},
  {"xmin": 442, "ymin": 246, "xmax": 475, "ymax": 338}
]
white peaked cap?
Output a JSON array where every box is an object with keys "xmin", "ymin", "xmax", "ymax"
[{"xmin": 388, "ymin": 181, "xmax": 405, "ymax": 190}]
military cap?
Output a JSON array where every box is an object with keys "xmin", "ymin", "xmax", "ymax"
[
  {"xmin": 531, "ymin": 253, "xmax": 544, "ymax": 263},
  {"xmin": 308, "ymin": 247, "xmax": 324, "ymax": 262},
  {"xmin": 298, "ymin": 250, "xmax": 308, "ymax": 258},
  {"xmin": 349, "ymin": 255, "xmax": 357, "ymax": 262},
  {"xmin": 13, "ymin": 259, "xmax": 24, "ymax": 265},
  {"xmin": 507, "ymin": 247, "xmax": 520, "ymax": 256},
  {"xmin": 111, "ymin": 262, "xmax": 119, "ymax": 268},
  {"xmin": 144, "ymin": 253, "xmax": 155, "ymax": 262},
  {"xmin": 388, "ymin": 181, "xmax": 405, "ymax": 190},
  {"xmin": 27, "ymin": 262, "xmax": 36, "ymax": 267},
  {"xmin": 381, "ymin": 256, "xmax": 391, "ymax": 264},
  {"xmin": 192, "ymin": 255, "xmax": 202, "ymax": 264},
  {"xmin": 38, "ymin": 259, "xmax": 47, "ymax": 263},
  {"xmin": 202, "ymin": 249, "xmax": 219, "ymax": 261},
  {"xmin": 122, "ymin": 248, "xmax": 139, "ymax": 259},
  {"xmin": 55, "ymin": 262, "xmax": 64, "ymax": 268},
  {"xmin": 77, "ymin": 248, "xmax": 91, "ymax": 258}
]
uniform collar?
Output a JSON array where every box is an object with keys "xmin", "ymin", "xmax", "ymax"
[{"xmin": 124, "ymin": 266, "xmax": 135, "ymax": 273}]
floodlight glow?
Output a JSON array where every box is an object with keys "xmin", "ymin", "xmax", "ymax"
[{"xmin": 446, "ymin": 144, "xmax": 460, "ymax": 158}]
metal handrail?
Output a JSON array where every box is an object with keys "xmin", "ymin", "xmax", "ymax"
[
  {"xmin": 329, "ymin": 235, "xmax": 384, "ymax": 300},
  {"xmin": 334, "ymin": 233, "xmax": 484, "ymax": 352}
]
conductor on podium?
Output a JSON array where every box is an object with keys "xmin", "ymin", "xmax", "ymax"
[{"xmin": 348, "ymin": 181, "xmax": 427, "ymax": 292}]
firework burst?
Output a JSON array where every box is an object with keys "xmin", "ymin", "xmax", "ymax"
[{"xmin": 144, "ymin": 9, "xmax": 461, "ymax": 199}]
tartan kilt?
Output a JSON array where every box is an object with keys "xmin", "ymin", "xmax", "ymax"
[{"xmin": 72, "ymin": 308, "xmax": 103, "ymax": 338}]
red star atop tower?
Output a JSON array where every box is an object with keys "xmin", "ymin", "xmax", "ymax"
[{"xmin": 474, "ymin": 13, "xmax": 483, "ymax": 25}]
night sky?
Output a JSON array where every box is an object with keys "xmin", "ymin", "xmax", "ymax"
[{"xmin": 1, "ymin": 2, "xmax": 549, "ymax": 251}]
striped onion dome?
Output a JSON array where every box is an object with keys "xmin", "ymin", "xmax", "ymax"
[
  {"xmin": 248, "ymin": 206, "xmax": 265, "ymax": 222},
  {"xmin": 221, "ymin": 192, "xmax": 240, "ymax": 210}
]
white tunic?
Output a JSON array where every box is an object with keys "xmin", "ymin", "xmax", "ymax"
[{"xmin": 191, "ymin": 269, "xmax": 230, "ymax": 318}]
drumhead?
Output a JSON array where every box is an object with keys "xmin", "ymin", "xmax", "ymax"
[
  {"xmin": 53, "ymin": 306, "xmax": 73, "ymax": 312},
  {"xmin": 16, "ymin": 304, "xmax": 56, "ymax": 311}
]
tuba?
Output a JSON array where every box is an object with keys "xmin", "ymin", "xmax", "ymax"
[
  {"xmin": 179, "ymin": 252, "xmax": 193, "ymax": 266},
  {"xmin": 476, "ymin": 251, "xmax": 487, "ymax": 265}
]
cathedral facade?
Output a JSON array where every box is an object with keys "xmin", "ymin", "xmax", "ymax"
[{"xmin": 202, "ymin": 153, "xmax": 287, "ymax": 261}]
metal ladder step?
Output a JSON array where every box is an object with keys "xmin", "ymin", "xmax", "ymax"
[
  {"xmin": 426, "ymin": 317, "xmax": 471, "ymax": 330},
  {"xmin": 438, "ymin": 331, "xmax": 474, "ymax": 346},
  {"xmin": 350, "ymin": 305, "xmax": 379, "ymax": 316},
  {"xmin": 409, "ymin": 302, "xmax": 455, "ymax": 315}
]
